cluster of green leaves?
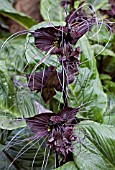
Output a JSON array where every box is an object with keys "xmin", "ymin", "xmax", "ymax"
[{"xmin": 0, "ymin": 0, "xmax": 115, "ymax": 169}]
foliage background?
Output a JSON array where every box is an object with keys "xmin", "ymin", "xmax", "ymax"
[{"xmin": 0, "ymin": 0, "xmax": 115, "ymax": 169}]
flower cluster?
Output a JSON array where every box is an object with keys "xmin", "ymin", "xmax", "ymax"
[
  {"xmin": 31, "ymin": 5, "xmax": 95, "ymax": 85},
  {"xmin": 25, "ymin": 107, "xmax": 79, "ymax": 161},
  {"xmin": 25, "ymin": 3, "xmax": 96, "ymax": 166}
]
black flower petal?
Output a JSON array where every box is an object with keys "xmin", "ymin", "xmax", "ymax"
[
  {"xmin": 25, "ymin": 107, "xmax": 79, "ymax": 160},
  {"xmin": 26, "ymin": 66, "xmax": 74, "ymax": 102},
  {"xmin": 32, "ymin": 27, "xmax": 65, "ymax": 54}
]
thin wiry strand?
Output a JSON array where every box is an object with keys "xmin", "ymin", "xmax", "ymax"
[
  {"xmin": 27, "ymin": 47, "xmax": 55, "ymax": 87},
  {"xmin": 2, "ymin": 88, "xmax": 37, "ymax": 118},
  {"xmin": 44, "ymin": 147, "xmax": 51, "ymax": 170},
  {"xmin": 56, "ymin": 70, "xmax": 96, "ymax": 113},
  {"xmin": 7, "ymin": 135, "xmax": 44, "ymax": 170},
  {"xmin": 7, "ymin": 138, "xmax": 38, "ymax": 170},
  {"xmin": 67, "ymin": 2, "xmax": 96, "ymax": 24},
  {"xmin": 5, "ymin": 128, "xmax": 35, "ymax": 151},
  {"xmin": 88, "ymin": 18, "xmax": 102, "ymax": 39},
  {"xmin": 95, "ymin": 22, "xmax": 112, "ymax": 57},
  {"xmin": 47, "ymin": 2, "xmax": 65, "ymax": 26},
  {"xmin": 0, "ymin": 30, "xmax": 29, "ymax": 52},
  {"xmin": 40, "ymin": 66, "xmax": 45, "ymax": 95},
  {"xmin": 62, "ymin": 61, "xmax": 68, "ymax": 107},
  {"xmin": 5, "ymin": 128, "xmax": 26, "ymax": 151},
  {"xmin": 41, "ymin": 145, "xmax": 47, "ymax": 170},
  {"xmin": 0, "ymin": 129, "xmax": 7, "ymax": 138},
  {"xmin": 31, "ymin": 135, "xmax": 48, "ymax": 170},
  {"xmin": 24, "ymin": 36, "xmax": 60, "ymax": 72},
  {"xmin": 83, "ymin": 132, "xmax": 109, "ymax": 159},
  {"xmin": 79, "ymin": 24, "xmax": 112, "ymax": 66},
  {"xmin": 58, "ymin": 67, "xmax": 68, "ymax": 108}
]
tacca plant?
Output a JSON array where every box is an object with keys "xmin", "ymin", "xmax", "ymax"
[{"xmin": 0, "ymin": 0, "xmax": 115, "ymax": 170}]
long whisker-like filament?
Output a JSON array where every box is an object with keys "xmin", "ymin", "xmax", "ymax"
[
  {"xmin": 5, "ymin": 128, "xmax": 26, "ymax": 151},
  {"xmin": 44, "ymin": 146, "xmax": 51, "ymax": 170},
  {"xmin": 41, "ymin": 145, "xmax": 47, "ymax": 170},
  {"xmin": 31, "ymin": 135, "xmax": 48, "ymax": 170},
  {"xmin": 0, "ymin": 30, "xmax": 29, "ymax": 51},
  {"xmin": 7, "ymin": 135, "xmax": 45, "ymax": 170}
]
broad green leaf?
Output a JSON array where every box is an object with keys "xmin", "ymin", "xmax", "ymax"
[
  {"xmin": 16, "ymin": 90, "xmax": 37, "ymax": 118},
  {"xmin": 104, "ymin": 80, "xmax": 115, "ymax": 92},
  {"xmin": 40, "ymin": 0, "xmax": 64, "ymax": 21},
  {"xmin": 0, "ymin": 152, "xmax": 16, "ymax": 170},
  {"xmin": 2, "ymin": 129, "xmax": 54, "ymax": 170},
  {"xmin": 69, "ymin": 36, "xmax": 107, "ymax": 122},
  {"xmin": 104, "ymin": 115, "xmax": 115, "ymax": 126},
  {"xmin": 0, "ymin": 112, "xmax": 26, "ymax": 130},
  {"xmin": 0, "ymin": 0, "xmax": 36, "ymax": 29},
  {"xmin": 0, "ymin": 144, "xmax": 6, "ymax": 153},
  {"xmin": 73, "ymin": 121, "xmax": 115, "ymax": 170},
  {"xmin": 0, "ymin": 37, "xmax": 26, "ymax": 73},
  {"xmin": 92, "ymin": 44, "xmax": 115, "ymax": 57},
  {"xmin": 99, "ymin": 74, "xmax": 112, "ymax": 80},
  {"xmin": 55, "ymin": 161, "xmax": 78, "ymax": 170},
  {"xmin": 88, "ymin": 24, "xmax": 113, "ymax": 43},
  {"xmin": 0, "ymin": 39, "xmax": 38, "ymax": 129},
  {"xmin": 86, "ymin": 0, "xmax": 109, "ymax": 10},
  {"xmin": 104, "ymin": 92, "xmax": 115, "ymax": 117}
]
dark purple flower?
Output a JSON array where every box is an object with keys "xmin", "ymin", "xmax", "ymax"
[
  {"xmin": 31, "ymin": 27, "xmax": 63, "ymax": 55},
  {"xmin": 32, "ymin": 7, "xmax": 95, "ymax": 55},
  {"xmin": 25, "ymin": 107, "xmax": 79, "ymax": 160},
  {"xmin": 108, "ymin": 0, "xmax": 115, "ymax": 17},
  {"xmin": 59, "ymin": 46, "xmax": 80, "ymax": 76},
  {"xmin": 26, "ymin": 66, "xmax": 61, "ymax": 102},
  {"xmin": 26, "ymin": 66, "xmax": 74, "ymax": 102}
]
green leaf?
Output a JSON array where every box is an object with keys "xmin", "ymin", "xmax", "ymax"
[
  {"xmin": 99, "ymin": 74, "xmax": 112, "ymax": 80},
  {"xmin": 0, "ymin": 152, "xmax": 16, "ymax": 170},
  {"xmin": 0, "ymin": 37, "xmax": 26, "ymax": 72},
  {"xmin": 104, "ymin": 115, "xmax": 115, "ymax": 127},
  {"xmin": 40, "ymin": 0, "xmax": 64, "ymax": 21},
  {"xmin": 0, "ymin": 0, "xmax": 36, "ymax": 29},
  {"xmin": 0, "ymin": 112, "xmax": 26, "ymax": 130},
  {"xmin": 0, "ymin": 144, "xmax": 6, "ymax": 153},
  {"xmin": 69, "ymin": 36, "xmax": 107, "ymax": 122},
  {"xmin": 104, "ymin": 92, "xmax": 115, "ymax": 117},
  {"xmin": 73, "ymin": 121, "xmax": 115, "ymax": 170},
  {"xmin": 55, "ymin": 161, "xmax": 78, "ymax": 170},
  {"xmin": 104, "ymin": 80, "xmax": 115, "ymax": 92},
  {"xmin": 88, "ymin": 24, "xmax": 113, "ymax": 43},
  {"xmin": 0, "ymin": 38, "xmax": 38, "ymax": 129},
  {"xmin": 2, "ymin": 129, "xmax": 54, "ymax": 170},
  {"xmin": 92, "ymin": 44, "xmax": 115, "ymax": 57},
  {"xmin": 16, "ymin": 90, "xmax": 37, "ymax": 118},
  {"xmin": 86, "ymin": 0, "xmax": 108, "ymax": 10}
]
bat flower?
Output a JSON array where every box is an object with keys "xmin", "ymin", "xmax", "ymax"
[
  {"xmin": 25, "ymin": 107, "xmax": 79, "ymax": 161},
  {"xmin": 32, "ymin": 6, "xmax": 96, "ymax": 55},
  {"xmin": 31, "ymin": 27, "xmax": 64, "ymax": 55},
  {"xmin": 59, "ymin": 46, "xmax": 80, "ymax": 76},
  {"xmin": 26, "ymin": 66, "xmax": 74, "ymax": 102}
]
